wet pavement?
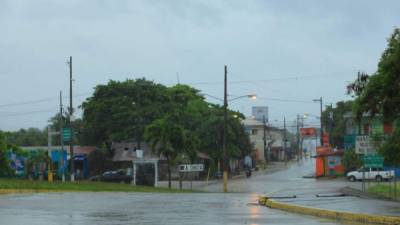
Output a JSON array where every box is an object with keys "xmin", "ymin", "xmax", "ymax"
[
  {"xmin": 1, "ymin": 159, "xmax": 399, "ymax": 224},
  {"xmin": 201, "ymin": 158, "xmax": 400, "ymax": 216},
  {"xmin": 0, "ymin": 192, "xmax": 352, "ymax": 225}
]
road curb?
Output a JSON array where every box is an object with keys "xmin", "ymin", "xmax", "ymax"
[{"xmin": 258, "ymin": 196, "xmax": 400, "ymax": 225}]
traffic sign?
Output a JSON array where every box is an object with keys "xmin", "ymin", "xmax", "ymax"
[
  {"xmin": 179, "ymin": 164, "xmax": 204, "ymax": 172},
  {"xmin": 363, "ymin": 154, "xmax": 384, "ymax": 168},
  {"xmin": 62, "ymin": 128, "xmax": 73, "ymax": 142}
]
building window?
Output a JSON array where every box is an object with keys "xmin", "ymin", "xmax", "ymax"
[{"xmin": 251, "ymin": 129, "xmax": 258, "ymax": 135}]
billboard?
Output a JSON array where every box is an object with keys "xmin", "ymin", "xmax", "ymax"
[
  {"xmin": 355, "ymin": 136, "xmax": 375, "ymax": 154},
  {"xmin": 300, "ymin": 128, "xmax": 317, "ymax": 138},
  {"xmin": 252, "ymin": 106, "xmax": 268, "ymax": 122}
]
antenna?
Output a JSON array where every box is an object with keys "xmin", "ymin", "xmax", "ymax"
[{"xmin": 176, "ymin": 72, "xmax": 180, "ymax": 84}]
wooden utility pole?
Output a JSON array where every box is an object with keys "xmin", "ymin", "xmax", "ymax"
[
  {"xmin": 59, "ymin": 91, "xmax": 65, "ymax": 182},
  {"xmin": 296, "ymin": 114, "xmax": 300, "ymax": 161},
  {"xmin": 283, "ymin": 116, "xmax": 287, "ymax": 163},
  {"xmin": 263, "ymin": 115, "xmax": 267, "ymax": 162},
  {"xmin": 223, "ymin": 65, "xmax": 228, "ymax": 193},
  {"xmin": 68, "ymin": 56, "xmax": 75, "ymax": 182},
  {"xmin": 319, "ymin": 97, "xmax": 323, "ymax": 146}
]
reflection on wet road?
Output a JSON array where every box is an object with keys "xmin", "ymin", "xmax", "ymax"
[
  {"xmin": 0, "ymin": 192, "xmax": 348, "ymax": 225},
  {"xmin": 1, "ymin": 159, "xmax": 398, "ymax": 224}
]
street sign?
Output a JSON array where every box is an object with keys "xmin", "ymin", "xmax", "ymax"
[
  {"xmin": 179, "ymin": 164, "xmax": 204, "ymax": 172},
  {"xmin": 356, "ymin": 136, "xmax": 375, "ymax": 154},
  {"xmin": 62, "ymin": 128, "xmax": 73, "ymax": 142},
  {"xmin": 363, "ymin": 154, "xmax": 384, "ymax": 168}
]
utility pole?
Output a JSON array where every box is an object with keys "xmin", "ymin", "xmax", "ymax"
[
  {"xmin": 223, "ymin": 65, "xmax": 228, "ymax": 193},
  {"xmin": 283, "ymin": 116, "xmax": 287, "ymax": 164},
  {"xmin": 68, "ymin": 56, "xmax": 75, "ymax": 182},
  {"xmin": 296, "ymin": 114, "xmax": 300, "ymax": 161},
  {"xmin": 59, "ymin": 91, "xmax": 65, "ymax": 182},
  {"xmin": 328, "ymin": 103, "xmax": 333, "ymax": 146},
  {"xmin": 313, "ymin": 97, "xmax": 324, "ymax": 146},
  {"xmin": 263, "ymin": 115, "xmax": 267, "ymax": 163},
  {"xmin": 319, "ymin": 97, "xmax": 323, "ymax": 146}
]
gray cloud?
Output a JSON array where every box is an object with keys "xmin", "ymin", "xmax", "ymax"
[{"xmin": 0, "ymin": 0, "xmax": 399, "ymax": 130}]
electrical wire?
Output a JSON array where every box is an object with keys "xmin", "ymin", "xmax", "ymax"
[
  {"xmin": 0, "ymin": 93, "xmax": 90, "ymax": 108},
  {"xmin": 0, "ymin": 109, "xmax": 56, "ymax": 118}
]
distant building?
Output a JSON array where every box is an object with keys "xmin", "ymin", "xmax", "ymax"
[
  {"xmin": 343, "ymin": 112, "xmax": 395, "ymax": 151},
  {"xmin": 241, "ymin": 117, "xmax": 286, "ymax": 162},
  {"xmin": 252, "ymin": 106, "xmax": 268, "ymax": 122}
]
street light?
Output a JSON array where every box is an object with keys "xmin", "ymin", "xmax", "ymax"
[
  {"xmin": 312, "ymin": 97, "xmax": 323, "ymax": 146},
  {"xmin": 202, "ymin": 90, "xmax": 256, "ymax": 193},
  {"xmin": 223, "ymin": 65, "xmax": 256, "ymax": 193}
]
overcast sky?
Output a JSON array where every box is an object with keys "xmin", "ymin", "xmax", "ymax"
[{"xmin": 0, "ymin": 0, "xmax": 399, "ymax": 131}]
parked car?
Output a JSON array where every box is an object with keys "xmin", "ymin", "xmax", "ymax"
[
  {"xmin": 89, "ymin": 170, "xmax": 132, "ymax": 183},
  {"xmin": 346, "ymin": 167, "xmax": 394, "ymax": 182}
]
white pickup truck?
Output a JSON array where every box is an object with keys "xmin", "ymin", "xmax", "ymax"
[{"xmin": 347, "ymin": 167, "xmax": 395, "ymax": 182}]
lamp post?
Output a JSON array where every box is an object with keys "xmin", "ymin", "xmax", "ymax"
[
  {"xmin": 221, "ymin": 65, "xmax": 256, "ymax": 193},
  {"xmin": 313, "ymin": 97, "xmax": 323, "ymax": 146},
  {"xmin": 202, "ymin": 67, "xmax": 256, "ymax": 193}
]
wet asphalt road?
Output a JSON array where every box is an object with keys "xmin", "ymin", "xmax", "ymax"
[
  {"xmin": 202, "ymin": 158, "xmax": 400, "ymax": 216},
  {"xmin": 1, "ymin": 159, "xmax": 399, "ymax": 224},
  {"xmin": 0, "ymin": 192, "xmax": 350, "ymax": 225}
]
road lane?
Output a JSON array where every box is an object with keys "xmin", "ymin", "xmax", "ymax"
[
  {"xmin": 0, "ymin": 192, "xmax": 351, "ymax": 225},
  {"xmin": 202, "ymin": 158, "xmax": 400, "ymax": 216}
]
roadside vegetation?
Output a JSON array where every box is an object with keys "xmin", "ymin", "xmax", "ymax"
[
  {"xmin": 0, "ymin": 178, "xmax": 193, "ymax": 193},
  {"xmin": 368, "ymin": 183, "xmax": 400, "ymax": 199}
]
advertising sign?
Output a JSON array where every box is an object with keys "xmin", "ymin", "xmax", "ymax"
[
  {"xmin": 355, "ymin": 136, "xmax": 375, "ymax": 154},
  {"xmin": 300, "ymin": 128, "xmax": 316, "ymax": 138},
  {"xmin": 252, "ymin": 106, "xmax": 268, "ymax": 122}
]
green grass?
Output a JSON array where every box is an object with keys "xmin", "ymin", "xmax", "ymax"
[
  {"xmin": 367, "ymin": 182, "xmax": 400, "ymax": 199},
  {"xmin": 0, "ymin": 178, "xmax": 193, "ymax": 193}
]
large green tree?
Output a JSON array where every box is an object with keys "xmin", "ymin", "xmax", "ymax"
[
  {"xmin": 0, "ymin": 132, "xmax": 12, "ymax": 177},
  {"xmin": 3, "ymin": 128, "xmax": 47, "ymax": 146},
  {"xmin": 347, "ymin": 28, "xmax": 400, "ymax": 164},
  {"xmin": 81, "ymin": 78, "xmax": 168, "ymax": 149},
  {"xmin": 321, "ymin": 101, "xmax": 353, "ymax": 148},
  {"xmin": 348, "ymin": 28, "xmax": 400, "ymax": 120}
]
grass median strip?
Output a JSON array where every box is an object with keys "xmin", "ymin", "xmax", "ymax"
[
  {"xmin": 0, "ymin": 179, "xmax": 194, "ymax": 193},
  {"xmin": 368, "ymin": 183, "xmax": 400, "ymax": 199}
]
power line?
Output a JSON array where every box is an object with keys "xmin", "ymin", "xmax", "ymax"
[
  {"xmin": 0, "ymin": 93, "xmax": 90, "ymax": 108},
  {"xmin": 184, "ymin": 73, "xmax": 350, "ymax": 86},
  {"xmin": 0, "ymin": 109, "xmax": 56, "ymax": 118}
]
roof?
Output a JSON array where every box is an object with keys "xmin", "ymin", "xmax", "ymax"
[
  {"xmin": 241, "ymin": 118, "xmax": 264, "ymax": 126},
  {"xmin": 111, "ymin": 141, "xmax": 159, "ymax": 162},
  {"xmin": 241, "ymin": 117, "xmax": 282, "ymax": 132},
  {"xmin": 197, "ymin": 152, "xmax": 211, "ymax": 160}
]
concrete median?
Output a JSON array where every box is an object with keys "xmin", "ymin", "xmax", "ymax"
[{"xmin": 258, "ymin": 196, "xmax": 400, "ymax": 225}]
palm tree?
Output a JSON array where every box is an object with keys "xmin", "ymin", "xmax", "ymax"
[{"xmin": 144, "ymin": 115, "xmax": 186, "ymax": 188}]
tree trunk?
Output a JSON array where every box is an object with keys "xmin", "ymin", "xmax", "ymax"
[{"xmin": 167, "ymin": 156, "xmax": 171, "ymax": 189}]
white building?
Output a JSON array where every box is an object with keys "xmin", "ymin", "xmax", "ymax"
[{"xmin": 241, "ymin": 117, "xmax": 286, "ymax": 162}]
